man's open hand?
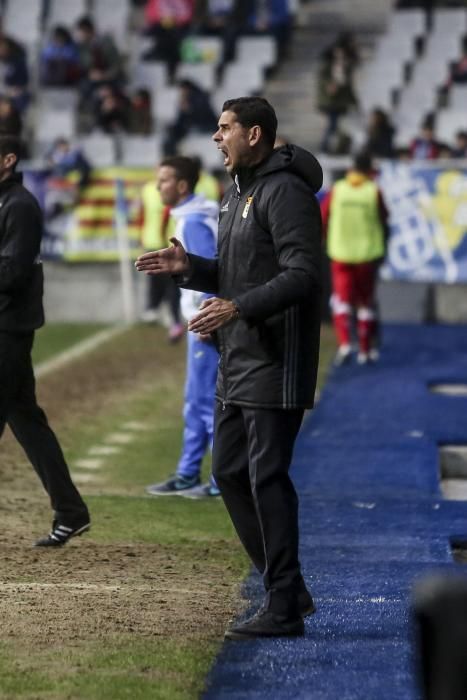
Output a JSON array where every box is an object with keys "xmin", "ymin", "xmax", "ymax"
[{"xmin": 135, "ymin": 237, "xmax": 189, "ymax": 276}]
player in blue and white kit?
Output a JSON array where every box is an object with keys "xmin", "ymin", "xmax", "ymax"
[{"xmin": 145, "ymin": 156, "xmax": 220, "ymax": 498}]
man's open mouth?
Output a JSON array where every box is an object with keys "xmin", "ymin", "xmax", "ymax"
[{"xmin": 218, "ymin": 147, "xmax": 230, "ymax": 166}]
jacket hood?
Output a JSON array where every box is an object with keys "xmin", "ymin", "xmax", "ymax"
[
  {"xmin": 256, "ymin": 144, "xmax": 323, "ymax": 194},
  {"xmin": 170, "ymin": 193, "xmax": 219, "ymax": 221},
  {"xmin": 0, "ymin": 171, "xmax": 23, "ymax": 193}
]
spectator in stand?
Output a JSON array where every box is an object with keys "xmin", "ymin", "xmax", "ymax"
[
  {"xmin": 142, "ymin": 0, "xmax": 195, "ymax": 81},
  {"xmin": 317, "ymin": 45, "xmax": 358, "ymax": 153},
  {"xmin": 0, "ymin": 96, "xmax": 22, "ymax": 135},
  {"xmin": 74, "ymin": 16, "xmax": 124, "ymax": 100},
  {"xmin": 93, "ymin": 84, "xmax": 131, "ymax": 133},
  {"xmin": 163, "ymin": 79, "xmax": 218, "ymax": 155},
  {"xmin": 0, "ymin": 36, "xmax": 29, "ymax": 113},
  {"xmin": 446, "ymin": 38, "xmax": 467, "ymax": 86},
  {"xmin": 46, "ymin": 138, "xmax": 91, "ymax": 190},
  {"xmin": 321, "ymin": 152, "xmax": 388, "ymax": 366},
  {"xmin": 196, "ymin": 0, "xmax": 250, "ymax": 74},
  {"xmin": 334, "ymin": 31, "xmax": 360, "ymax": 73},
  {"xmin": 364, "ymin": 108, "xmax": 395, "ymax": 159},
  {"xmin": 247, "ymin": 0, "xmax": 293, "ymax": 61},
  {"xmin": 129, "ymin": 87, "xmax": 153, "ymax": 135},
  {"xmin": 44, "ymin": 138, "xmax": 91, "ymax": 218},
  {"xmin": 40, "ymin": 26, "xmax": 82, "ymax": 87},
  {"xmin": 410, "ymin": 120, "xmax": 441, "ymax": 160},
  {"xmin": 452, "ymin": 130, "xmax": 467, "ymax": 158}
]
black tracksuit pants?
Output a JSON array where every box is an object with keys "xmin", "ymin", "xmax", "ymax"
[
  {"xmin": 212, "ymin": 401, "xmax": 305, "ymax": 615},
  {"xmin": 0, "ymin": 331, "xmax": 89, "ymax": 526}
]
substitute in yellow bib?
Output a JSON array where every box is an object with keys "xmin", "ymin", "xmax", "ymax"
[{"xmin": 321, "ymin": 152, "xmax": 388, "ymax": 365}]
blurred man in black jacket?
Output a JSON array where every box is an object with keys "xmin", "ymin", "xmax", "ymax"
[{"xmin": 0, "ymin": 134, "xmax": 90, "ymax": 547}]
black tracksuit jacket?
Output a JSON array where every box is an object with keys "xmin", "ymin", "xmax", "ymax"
[
  {"xmin": 0, "ymin": 172, "xmax": 44, "ymax": 334},
  {"xmin": 183, "ymin": 144, "xmax": 323, "ymax": 410}
]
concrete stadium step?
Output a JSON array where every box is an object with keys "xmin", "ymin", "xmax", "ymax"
[{"xmin": 263, "ymin": 0, "xmax": 393, "ymax": 149}]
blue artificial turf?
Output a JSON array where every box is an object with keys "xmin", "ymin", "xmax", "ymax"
[{"xmin": 204, "ymin": 324, "xmax": 467, "ymax": 699}]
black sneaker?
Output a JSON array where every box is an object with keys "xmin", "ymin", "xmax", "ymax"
[
  {"xmin": 34, "ymin": 520, "xmax": 91, "ymax": 547},
  {"xmin": 145, "ymin": 474, "xmax": 200, "ymax": 496},
  {"xmin": 225, "ymin": 610, "xmax": 304, "ymax": 640}
]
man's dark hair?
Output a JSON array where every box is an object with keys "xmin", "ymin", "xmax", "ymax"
[
  {"xmin": 76, "ymin": 16, "xmax": 95, "ymax": 33},
  {"xmin": 160, "ymin": 156, "xmax": 200, "ymax": 192},
  {"xmin": 353, "ymin": 151, "xmax": 373, "ymax": 174},
  {"xmin": 222, "ymin": 97, "xmax": 278, "ymax": 147},
  {"xmin": 0, "ymin": 134, "xmax": 22, "ymax": 167}
]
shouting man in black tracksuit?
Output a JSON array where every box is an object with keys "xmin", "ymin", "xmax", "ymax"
[
  {"xmin": 136, "ymin": 97, "xmax": 322, "ymax": 639},
  {"xmin": 0, "ymin": 134, "xmax": 90, "ymax": 546}
]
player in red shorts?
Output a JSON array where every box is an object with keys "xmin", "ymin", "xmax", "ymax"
[{"xmin": 321, "ymin": 152, "xmax": 388, "ymax": 365}]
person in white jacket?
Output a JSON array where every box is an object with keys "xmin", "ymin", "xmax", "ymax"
[{"xmin": 145, "ymin": 156, "xmax": 220, "ymax": 498}]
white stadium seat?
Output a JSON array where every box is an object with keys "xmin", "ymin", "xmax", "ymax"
[
  {"xmin": 179, "ymin": 134, "xmax": 222, "ymax": 171},
  {"xmin": 120, "ymin": 136, "xmax": 162, "ymax": 167},
  {"xmin": 77, "ymin": 135, "xmax": 116, "ymax": 166},
  {"xmin": 236, "ymin": 36, "xmax": 278, "ymax": 68},
  {"xmin": 176, "ymin": 63, "xmax": 217, "ymax": 92},
  {"xmin": 48, "ymin": 0, "xmax": 88, "ymax": 27}
]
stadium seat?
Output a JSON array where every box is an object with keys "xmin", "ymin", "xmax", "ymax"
[
  {"xmin": 221, "ymin": 63, "xmax": 264, "ymax": 95},
  {"xmin": 132, "ymin": 61, "xmax": 168, "ymax": 91},
  {"xmin": 176, "ymin": 62, "xmax": 218, "ymax": 92},
  {"xmin": 2, "ymin": 0, "xmax": 42, "ymax": 47},
  {"xmin": 39, "ymin": 89, "xmax": 79, "ymax": 111},
  {"xmin": 77, "ymin": 134, "xmax": 116, "ymax": 166},
  {"xmin": 432, "ymin": 8, "xmax": 467, "ymax": 36},
  {"xmin": 388, "ymin": 9, "xmax": 426, "ymax": 38},
  {"xmin": 449, "ymin": 86, "xmax": 467, "ymax": 111},
  {"xmin": 376, "ymin": 35, "xmax": 415, "ymax": 65},
  {"xmin": 436, "ymin": 109, "xmax": 467, "ymax": 144},
  {"xmin": 35, "ymin": 108, "xmax": 75, "ymax": 142},
  {"xmin": 179, "ymin": 134, "xmax": 221, "ymax": 171},
  {"xmin": 119, "ymin": 135, "xmax": 162, "ymax": 167},
  {"xmin": 152, "ymin": 86, "xmax": 179, "ymax": 126},
  {"xmin": 236, "ymin": 36, "xmax": 278, "ymax": 69},
  {"xmin": 93, "ymin": 0, "xmax": 129, "ymax": 50},
  {"xmin": 47, "ymin": 0, "xmax": 88, "ymax": 27}
]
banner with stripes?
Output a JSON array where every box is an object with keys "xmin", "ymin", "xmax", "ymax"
[{"xmin": 25, "ymin": 167, "xmax": 152, "ymax": 262}]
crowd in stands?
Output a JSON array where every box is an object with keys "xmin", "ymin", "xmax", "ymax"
[
  {"xmin": 317, "ymin": 21, "xmax": 467, "ymax": 160},
  {"xmin": 0, "ymin": 0, "xmax": 295, "ymax": 161},
  {"xmin": 0, "ymin": 0, "xmax": 465, "ymax": 164}
]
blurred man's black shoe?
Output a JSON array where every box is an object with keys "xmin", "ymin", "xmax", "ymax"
[{"xmin": 34, "ymin": 520, "xmax": 91, "ymax": 547}]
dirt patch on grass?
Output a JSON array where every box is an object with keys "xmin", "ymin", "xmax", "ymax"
[
  {"xmin": 0, "ymin": 325, "xmax": 243, "ymax": 660},
  {"xmin": 0, "ymin": 541, "xmax": 238, "ymax": 644}
]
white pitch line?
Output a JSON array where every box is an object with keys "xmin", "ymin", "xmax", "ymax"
[
  {"xmin": 35, "ymin": 324, "xmax": 131, "ymax": 379},
  {"xmin": 72, "ymin": 473, "xmax": 102, "ymax": 485},
  {"xmin": 74, "ymin": 458, "xmax": 104, "ymax": 470},
  {"xmin": 105, "ymin": 433, "xmax": 134, "ymax": 445},
  {"xmin": 88, "ymin": 445, "xmax": 121, "ymax": 456},
  {"xmin": 122, "ymin": 421, "xmax": 151, "ymax": 431}
]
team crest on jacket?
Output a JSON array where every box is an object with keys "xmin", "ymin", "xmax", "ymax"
[{"xmin": 242, "ymin": 196, "xmax": 253, "ymax": 219}]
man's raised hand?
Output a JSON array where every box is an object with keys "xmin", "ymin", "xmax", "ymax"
[{"xmin": 135, "ymin": 237, "xmax": 189, "ymax": 276}]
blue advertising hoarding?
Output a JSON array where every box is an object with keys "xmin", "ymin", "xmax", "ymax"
[{"xmin": 378, "ymin": 163, "xmax": 467, "ymax": 284}]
